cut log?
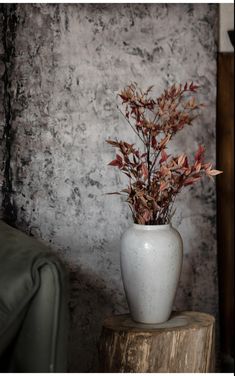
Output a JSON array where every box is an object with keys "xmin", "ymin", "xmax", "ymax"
[{"xmin": 98, "ymin": 311, "xmax": 215, "ymax": 372}]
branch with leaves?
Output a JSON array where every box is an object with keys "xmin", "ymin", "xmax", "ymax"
[{"xmin": 107, "ymin": 82, "xmax": 222, "ymax": 225}]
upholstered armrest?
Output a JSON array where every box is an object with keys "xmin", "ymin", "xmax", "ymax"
[{"xmin": 0, "ymin": 220, "xmax": 69, "ymax": 372}]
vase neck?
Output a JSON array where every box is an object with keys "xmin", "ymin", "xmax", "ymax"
[{"xmin": 132, "ymin": 223, "xmax": 172, "ymax": 231}]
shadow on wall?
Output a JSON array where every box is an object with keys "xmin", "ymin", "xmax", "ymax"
[{"xmin": 67, "ymin": 264, "xmax": 127, "ymax": 372}]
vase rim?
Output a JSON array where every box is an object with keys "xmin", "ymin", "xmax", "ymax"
[{"xmin": 132, "ymin": 223, "xmax": 172, "ymax": 230}]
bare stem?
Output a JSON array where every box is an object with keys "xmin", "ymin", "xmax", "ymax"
[
  {"xmin": 116, "ymin": 105, "xmax": 145, "ymax": 144},
  {"xmin": 147, "ymin": 133, "xmax": 151, "ymax": 190},
  {"xmin": 149, "ymin": 149, "xmax": 161, "ymax": 176}
]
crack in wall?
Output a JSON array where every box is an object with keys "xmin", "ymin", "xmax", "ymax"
[{"xmin": 0, "ymin": 4, "xmax": 17, "ymax": 225}]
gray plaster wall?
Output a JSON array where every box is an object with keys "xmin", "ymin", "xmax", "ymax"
[{"xmin": 0, "ymin": 4, "xmax": 218, "ymax": 371}]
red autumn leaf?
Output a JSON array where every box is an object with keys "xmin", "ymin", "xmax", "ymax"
[
  {"xmin": 141, "ymin": 163, "xmax": 148, "ymax": 180},
  {"xmin": 137, "ymin": 214, "xmax": 145, "ymax": 224},
  {"xmin": 189, "ymin": 82, "xmax": 199, "ymax": 92},
  {"xmin": 151, "ymin": 136, "xmax": 157, "ymax": 149},
  {"xmin": 116, "ymin": 154, "xmax": 122, "ymax": 163},
  {"xmin": 194, "ymin": 161, "xmax": 201, "ymax": 173},
  {"xmin": 139, "ymin": 195, "xmax": 148, "ymax": 207},
  {"xmin": 184, "ymin": 176, "xmax": 201, "ymax": 186},
  {"xmin": 206, "ymin": 169, "xmax": 223, "ymax": 176},
  {"xmin": 119, "ymin": 94, "xmax": 128, "ymax": 103},
  {"xmin": 133, "ymin": 155, "xmax": 138, "ymax": 164},
  {"xmin": 108, "ymin": 159, "xmax": 120, "ymax": 167},
  {"xmin": 203, "ymin": 162, "xmax": 212, "ymax": 170},
  {"xmin": 159, "ymin": 134, "xmax": 171, "ymax": 149},
  {"xmin": 130, "ymin": 169, "xmax": 138, "ymax": 178},
  {"xmin": 194, "ymin": 144, "xmax": 205, "ymax": 162},
  {"xmin": 160, "ymin": 165, "xmax": 170, "ymax": 177},
  {"xmin": 159, "ymin": 181, "xmax": 168, "ymax": 191},
  {"xmin": 183, "ymin": 156, "xmax": 189, "ymax": 168},
  {"xmin": 176, "ymin": 120, "xmax": 185, "ymax": 131},
  {"xmin": 152, "ymin": 200, "xmax": 161, "ymax": 211},
  {"xmin": 177, "ymin": 154, "xmax": 186, "ymax": 167},
  {"xmin": 159, "ymin": 150, "xmax": 168, "ymax": 164},
  {"xmin": 106, "ymin": 139, "xmax": 120, "ymax": 147},
  {"xmin": 142, "ymin": 210, "xmax": 151, "ymax": 222},
  {"xmin": 108, "ymin": 154, "xmax": 123, "ymax": 168},
  {"xmin": 186, "ymin": 97, "xmax": 196, "ymax": 109}
]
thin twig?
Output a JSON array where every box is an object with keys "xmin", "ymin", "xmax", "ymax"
[
  {"xmin": 149, "ymin": 150, "xmax": 161, "ymax": 176},
  {"xmin": 116, "ymin": 105, "xmax": 145, "ymax": 144}
]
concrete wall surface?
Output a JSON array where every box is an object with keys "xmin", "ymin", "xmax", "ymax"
[
  {"xmin": 0, "ymin": 9, "xmax": 5, "ymax": 216},
  {"xmin": 0, "ymin": 4, "xmax": 218, "ymax": 371}
]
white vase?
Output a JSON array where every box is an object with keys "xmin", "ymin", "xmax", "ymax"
[{"xmin": 120, "ymin": 223, "xmax": 183, "ymax": 324}]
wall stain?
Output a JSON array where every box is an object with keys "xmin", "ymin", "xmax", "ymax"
[{"xmin": 0, "ymin": 4, "xmax": 18, "ymax": 225}]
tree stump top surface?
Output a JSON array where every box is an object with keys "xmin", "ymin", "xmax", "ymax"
[
  {"xmin": 100, "ymin": 311, "xmax": 215, "ymax": 372},
  {"xmin": 102, "ymin": 311, "xmax": 215, "ymax": 333}
]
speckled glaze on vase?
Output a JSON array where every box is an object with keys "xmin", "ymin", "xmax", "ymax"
[{"xmin": 120, "ymin": 223, "xmax": 183, "ymax": 324}]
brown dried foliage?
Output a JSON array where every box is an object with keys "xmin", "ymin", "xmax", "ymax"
[{"xmin": 107, "ymin": 82, "xmax": 222, "ymax": 225}]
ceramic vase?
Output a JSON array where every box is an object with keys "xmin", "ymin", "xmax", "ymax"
[{"xmin": 120, "ymin": 223, "xmax": 183, "ymax": 324}]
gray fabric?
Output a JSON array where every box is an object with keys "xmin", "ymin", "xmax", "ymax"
[{"xmin": 0, "ymin": 220, "xmax": 68, "ymax": 372}]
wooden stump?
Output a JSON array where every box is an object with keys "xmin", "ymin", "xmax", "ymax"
[{"xmin": 98, "ymin": 311, "xmax": 215, "ymax": 373}]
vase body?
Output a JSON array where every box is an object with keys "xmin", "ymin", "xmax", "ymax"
[{"xmin": 120, "ymin": 223, "xmax": 183, "ymax": 324}]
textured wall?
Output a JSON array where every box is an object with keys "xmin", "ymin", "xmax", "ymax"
[
  {"xmin": 0, "ymin": 9, "xmax": 4, "ymax": 215},
  {"xmin": 0, "ymin": 5, "xmax": 18, "ymax": 221},
  {"xmin": 0, "ymin": 4, "xmax": 218, "ymax": 371}
]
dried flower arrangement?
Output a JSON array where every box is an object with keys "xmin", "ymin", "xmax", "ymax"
[{"xmin": 107, "ymin": 82, "xmax": 222, "ymax": 225}]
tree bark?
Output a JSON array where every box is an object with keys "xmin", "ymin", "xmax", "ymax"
[{"xmin": 99, "ymin": 311, "xmax": 215, "ymax": 372}]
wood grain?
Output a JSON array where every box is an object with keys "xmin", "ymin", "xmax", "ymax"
[
  {"xmin": 217, "ymin": 53, "xmax": 234, "ymax": 360},
  {"xmin": 99, "ymin": 311, "xmax": 215, "ymax": 372}
]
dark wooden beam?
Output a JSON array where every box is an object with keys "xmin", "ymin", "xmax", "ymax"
[{"xmin": 216, "ymin": 52, "xmax": 234, "ymax": 367}]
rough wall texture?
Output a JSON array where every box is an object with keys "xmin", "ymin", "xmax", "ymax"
[
  {"xmin": 0, "ymin": 7, "xmax": 4, "ymax": 215},
  {"xmin": 0, "ymin": 4, "xmax": 218, "ymax": 372},
  {"xmin": 0, "ymin": 5, "xmax": 18, "ymax": 221}
]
